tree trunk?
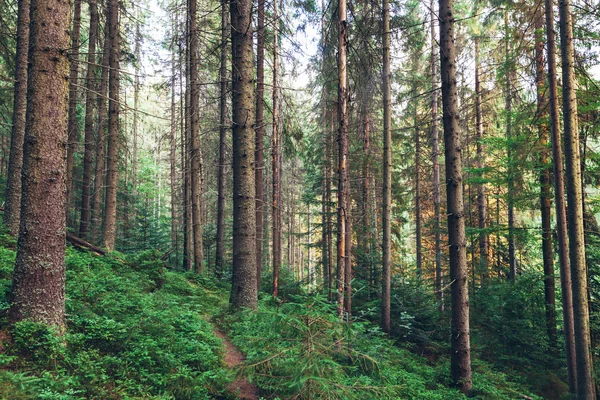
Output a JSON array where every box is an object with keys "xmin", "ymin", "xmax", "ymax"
[
  {"xmin": 381, "ymin": 0, "xmax": 391, "ymax": 333},
  {"xmin": 534, "ymin": 7, "xmax": 557, "ymax": 351},
  {"xmin": 189, "ymin": 0, "xmax": 204, "ymax": 273},
  {"xmin": 255, "ymin": 0, "xmax": 265, "ymax": 289},
  {"xmin": 505, "ymin": 12, "xmax": 517, "ymax": 280},
  {"xmin": 229, "ymin": 0, "xmax": 257, "ymax": 309},
  {"xmin": 215, "ymin": 0, "xmax": 228, "ymax": 277},
  {"xmin": 3, "ymin": 0, "xmax": 30, "ymax": 235},
  {"xmin": 272, "ymin": 0, "xmax": 281, "ymax": 298},
  {"xmin": 132, "ymin": 18, "xmax": 140, "ymax": 207},
  {"xmin": 91, "ymin": 17, "xmax": 110, "ymax": 244},
  {"xmin": 170, "ymin": 13, "xmax": 178, "ymax": 265},
  {"xmin": 439, "ymin": 0, "xmax": 472, "ymax": 392},
  {"xmin": 414, "ymin": 90, "xmax": 422, "ymax": 279},
  {"xmin": 474, "ymin": 38, "xmax": 488, "ymax": 280},
  {"xmin": 66, "ymin": 0, "xmax": 82, "ymax": 220},
  {"xmin": 79, "ymin": 0, "xmax": 99, "ymax": 240},
  {"xmin": 9, "ymin": 0, "xmax": 70, "ymax": 329},
  {"xmin": 431, "ymin": 0, "xmax": 442, "ymax": 305},
  {"xmin": 545, "ymin": 0, "xmax": 576, "ymax": 390},
  {"xmin": 102, "ymin": 0, "xmax": 120, "ymax": 251},
  {"xmin": 559, "ymin": 0, "xmax": 596, "ymax": 396}
]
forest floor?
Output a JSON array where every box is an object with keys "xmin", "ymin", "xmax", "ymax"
[{"xmin": 213, "ymin": 327, "xmax": 260, "ymax": 400}]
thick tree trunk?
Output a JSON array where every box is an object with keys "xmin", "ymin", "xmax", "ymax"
[
  {"xmin": 474, "ymin": 38, "xmax": 488, "ymax": 280},
  {"xmin": 102, "ymin": 0, "xmax": 120, "ymax": 251},
  {"xmin": 189, "ymin": 0, "xmax": 204, "ymax": 273},
  {"xmin": 439, "ymin": 0, "xmax": 472, "ymax": 392},
  {"xmin": 255, "ymin": 0, "xmax": 265, "ymax": 289},
  {"xmin": 9, "ymin": 0, "xmax": 70, "ymax": 328},
  {"xmin": 215, "ymin": 0, "xmax": 228, "ymax": 277},
  {"xmin": 430, "ymin": 0, "xmax": 442, "ymax": 305},
  {"xmin": 91, "ymin": 18, "xmax": 110, "ymax": 244},
  {"xmin": 381, "ymin": 0, "xmax": 391, "ymax": 334},
  {"xmin": 545, "ymin": 0, "xmax": 576, "ymax": 390},
  {"xmin": 336, "ymin": 0, "xmax": 349, "ymax": 318},
  {"xmin": 3, "ymin": 0, "xmax": 30, "ymax": 235},
  {"xmin": 559, "ymin": 0, "xmax": 596, "ymax": 396},
  {"xmin": 170, "ymin": 14, "xmax": 178, "ymax": 265},
  {"xmin": 66, "ymin": 0, "xmax": 82, "ymax": 219},
  {"xmin": 272, "ymin": 0, "xmax": 281, "ymax": 298},
  {"xmin": 229, "ymin": 0, "xmax": 257, "ymax": 309},
  {"xmin": 534, "ymin": 7, "xmax": 557, "ymax": 351},
  {"xmin": 79, "ymin": 0, "xmax": 99, "ymax": 239}
]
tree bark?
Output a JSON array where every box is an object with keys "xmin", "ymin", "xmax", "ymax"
[
  {"xmin": 170, "ymin": 12, "xmax": 178, "ymax": 265},
  {"xmin": 79, "ymin": 0, "xmax": 99, "ymax": 240},
  {"xmin": 272, "ymin": 0, "xmax": 281, "ymax": 298},
  {"xmin": 255, "ymin": 0, "xmax": 265, "ymax": 289},
  {"xmin": 215, "ymin": 0, "xmax": 228, "ymax": 277},
  {"xmin": 9, "ymin": 0, "xmax": 70, "ymax": 329},
  {"xmin": 545, "ymin": 0, "xmax": 576, "ymax": 390},
  {"xmin": 102, "ymin": 0, "xmax": 120, "ymax": 251},
  {"xmin": 381, "ymin": 0, "xmax": 391, "ymax": 334},
  {"xmin": 3, "ymin": 0, "xmax": 30, "ymax": 235},
  {"xmin": 559, "ymin": 0, "xmax": 596, "ymax": 396},
  {"xmin": 439, "ymin": 0, "xmax": 472, "ymax": 392},
  {"xmin": 229, "ymin": 0, "xmax": 257, "ymax": 309},
  {"xmin": 66, "ymin": 0, "xmax": 82, "ymax": 219}
]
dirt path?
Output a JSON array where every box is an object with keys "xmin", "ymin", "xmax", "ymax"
[{"xmin": 213, "ymin": 328, "xmax": 260, "ymax": 400}]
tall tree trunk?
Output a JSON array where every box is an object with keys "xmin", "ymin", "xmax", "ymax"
[
  {"xmin": 439, "ymin": 0, "xmax": 472, "ymax": 392},
  {"xmin": 102, "ymin": 0, "xmax": 120, "ymax": 251},
  {"xmin": 132, "ymin": 18, "xmax": 140, "ymax": 206},
  {"xmin": 414, "ymin": 93, "xmax": 422, "ymax": 278},
  {"xmin": 229, "ymin": 0, "xmax": 257, "ymax": 309},
  {"xmin": 534, "ymin": 7, "xmax": 557, "ymax": 351},
  {"xmin": 559, "ymin": 0, "xmax": 596, "ymax": 396},
  {"xmin": 181, "ymin": 19, "xmax": 192, "ymax": 271},
  {"xmin": 505, "ymin": 12, "xmax": 517, "ymax": 280},
  {"xmin": 272, "ymin": 0, "xmax": 281, "ymax": 297},
  {"xmin": 474, "ymin": 38, "xmax": 488, "ymax": 280},
  {"xmin": 381, "ymin": 0, "xmax": 391, "ymax": 334},
  {"xmin": 189, "ymin": 0, "xmax": 204, "ymax": 273},
  {"xmin": 430, "ymin": 0, "xmax": 442, "ymax": 305},
  {"xmin": 255, "ymin": 0, "xmax": 265, "ymax": 289},
  {"xmin": 545, "ymin": 0, "xmax": 576, "ymax": 390},
  {"xmin": 79, "ymin": 0, "xmax": 99, "ymax": 239},
  {"xmin": 4, "ymin": 0, "xmax": 30, "ymax": 235},
  {"xmin": 91, "ymin": 18, "xmax": 110, "ymax": 244},
  {"xmin": 170, "ymin": 13, "xmax": 178, "ymax": 265},
  {"xmin": 66, "ymin": 0, "xmax": 82, "ymax": 219},
  {"xmin": 9, "ymin": 0, "xmax": 70, "ymax": 328},
  {"xmin": 215, "ymin": 0, "xmax": 228, "ymax": 277}
]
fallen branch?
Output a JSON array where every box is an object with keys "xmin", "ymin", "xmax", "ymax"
[{"xmin": 66, "ymin": 232, "xmax": 107, "ymax": 256}]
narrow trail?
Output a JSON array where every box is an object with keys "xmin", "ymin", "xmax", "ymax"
[{"xmin": 213, "ymin": 328, "xmax": 260, "ymax": 400}]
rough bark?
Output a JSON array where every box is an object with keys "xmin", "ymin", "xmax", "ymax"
[
  {"xmin": 133, "ymin": 19, "xmax": 140, "ymax": 202},
  {"xmin": 439, "ymin": 0, "xmax": 472, "ymax": 391},
  {"xmin": 272, "ymin": 0, "xmax": 281, "ymax": 298},
  {"xmin": 66, "ymin": 0, "xmax": 82, "ymax": 217},
  {"xmin": 559, "ymin": 0, "xmax": 596, "ymax": 396},
  {"xmin": 79, "ymin": 0, "xmax": 99, "ymax": 239},
  {"xmin": 102, "ymin": 0, "xmax": 120, "ymax": 251},
  {"xmin": 9, "ymin": 0, "xmax": 70, "ymax": 329},
  {"xmin": 229, "ymin": 0, "xmax": 257, "ymax": 309},
  {"xmin": 381, "ymin": 0, "xmax": 391, "ymax": 334},
  {"xmin": 170, "ymin": 13, "xmax": 178, "ymax": 265},
  {"xmin": 255, "ymin": 0, "xmax": 265, "ymax": 288},
  {"xmin": 336, "ymin": 0, "xmax": 349, "ymax": 318},
  {"xmin": 545, "ymin": 0, "xmax": 576, "ymax": 390},
  {"xmin": 215, "ymin": 0, "xmax": 228, "ymax": 277},
  {"xmin": 3, "ymin": 0, "xmax": 30, "ymax": 235},
  {"xmin": 474, "ymin": 38, "xmax": 488, "ymax": 280},
  {"xmin": 505, "ymin": 12, "xmax": 517, "ymax": 280}
]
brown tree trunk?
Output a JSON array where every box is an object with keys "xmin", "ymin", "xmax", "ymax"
[
  {"xmin": 474, "ymin": 38, "xmax": 488, "ymax": 280},
  {"xmin": 189, "ymin": 0, "xmax": 204, "ymax": 273},
  {"xmin": 381, "ymin": 0, "xmax": 391, "ymax": 333},
  {"xmin": 91, "ymin": 18, "xmax": 110, "ymax": 244},
  {"xmin": 439, "ymin": 0, "xmax": 472, "ymax": 392},
  {"xmin": 505, "ymin": 12, "xmax": 517, "ymax": 280},
  {"xmin": 559, "ymin": 0, "xmax": 596, "ymax": 396},
  {"xmin": 102, "ymin": 0, "xmax": 120, "ymax": 251},
  {"xmin": 431, "ymin": 0, "xmax": 442, "ymax": 305},
  {"xmin": 534, "ymin": 7, "xmax": 557, "ymax": 351},
  {"xmin": 545, "ymin": 0, "xmax": 576, "ymax": 390},
  {"xmin": 255, "ymin": 0, "xmax": 265, "ymax": 289},
  {"xmin": 229, "ymin": 0, "xmax": 257, "ymax": 309},
  {"xmin": 9, "ymin": 0, "xmax": 70, "ymax": 328},
  {"xmin": 79, "ymin": 0, "xmax": 99, "ymax": 240},
  {"xmin": 215, "ymin": 0, "xmax": 228, "ymax": 277},
  {"xmin": 132, "ymin": 18, "xmax": 140, "ymax": 206},
  {"xmin": 66, "ymin": 0, "xmax": 82, "ymax": 219},
  {"xmin": 414, "ymin": 91, "xmax": 422, "ymax": 278},
  {"xmin": 170, "ymin": 13, "xmax": 178, "ymax": 265},
  {"xmin": 272, "ymin": 0, "xmax": 281, "ymax": 298},
  {"xmin": 4, "ymin": 0, "xmax": 30, "ymax": 235}
]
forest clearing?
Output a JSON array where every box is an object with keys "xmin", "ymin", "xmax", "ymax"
[{"xmin": 0, "ymin": 0, "xmax": 599, "ymax": 397}]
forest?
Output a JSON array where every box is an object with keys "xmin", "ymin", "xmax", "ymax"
[{"xmin": 0, "ymin": 0, "xmax": 599, "ymax": 397}]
